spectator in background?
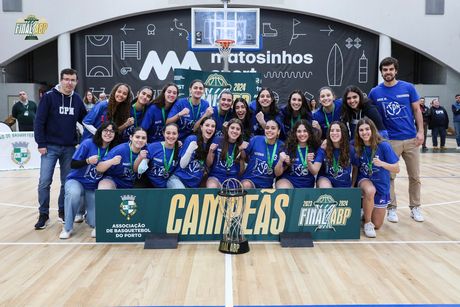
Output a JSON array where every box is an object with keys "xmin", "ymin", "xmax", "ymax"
[
  {"xmin": 98, "ymin": 92, "xmax": 107, "ymax": 102},
  {"xmin": 428, "ymin": 98, "xmax": 449, "ymax": 151},
  {"xmin": 452, "ymin": 94, "xmax": 460, "ymax": 150},
  {"xmin": 83, "ymin": 89, "xmax": 97, "ymax": 112},
  {"xmin": 419, "ymin": 97, "xmax": 429, "ymax": 151},
  {"xmin": 12, "ymin": 91, "xmax": 37, "ymax": 131},
  {"xmin": 34, "ymin": 68, "xmax": 87, "ymax": 230}
]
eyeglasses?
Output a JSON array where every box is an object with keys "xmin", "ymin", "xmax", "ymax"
[
  {"xmin": 103, "ymin": 129, "xmax": 115, "ymax": 134},
  {"xmin": 62, "ymin": 78, "xmax": 77, "ymax": 83}
]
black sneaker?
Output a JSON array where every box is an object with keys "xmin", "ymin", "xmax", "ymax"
[
  {"xmin": 58, "ymin": 211, "xmax": 65, "ymax": 224},
  {"xmin": 34, "ymin": 214, "xmax": 49, "ymax": 230}
]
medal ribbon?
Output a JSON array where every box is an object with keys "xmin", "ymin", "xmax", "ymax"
[
  {"xmin": 265, "ymin": 139, "xmax": 278, "ymax": 170},
  {"xmin": 226, "ymin": 144, "xmax": 236, "ymax": 169},
  {"xmin": 162, "ymin": 143, "xmax": 175, "ymax": 174},
  {"xmin": 364, "ymin": 146, "xmax": 375, "ymax": 175},
  {"xmin": 188, "ymin": 98, "xmax": 201, "ymax": 122},
  {"xmin": 297, "ymin": 145, "xmax": 309, "ymax": 168},
  {"xmin": 291, "ymin": 114, "xmax": 301, "ymax": 130},
  {"xmin": 323, "ymin": 104, "xmax": 335, "ymax": 129},
  {"xmin": 97, "ymin": 147, "xmax": 109, "ymax": 160}
]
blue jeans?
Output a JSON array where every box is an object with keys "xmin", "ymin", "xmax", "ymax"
[
  {"xmin": 64, "ymin": 179, "xmax": 95, "ymax": 232},
  {"xmin": 37, "ymin": 145, "xmax": 75, "ymax": 215},
  {"xmin": 454, "ymin": 121, "xmax": 460, "ymax": 146},
  {"xmin": 431, "ymin": 127, "xmax": 447, "ymax": 147}
]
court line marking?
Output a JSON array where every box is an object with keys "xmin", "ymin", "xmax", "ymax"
[
  {"xmin": 225, "ymin": 254, "xmax": 233, "ymax": 307},
  {"xmin": 1, "ymin": 199, "xmax": 459, "ymax": 210},
  {"xmin": 1, "ymin": 240, "xmax": 459, "ymax": 246}
]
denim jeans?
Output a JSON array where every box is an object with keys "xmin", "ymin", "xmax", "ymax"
[
  {"xmin": 37, "ymin": 145, "xmax": 75, "ymax": 215},
  {"xmin": 431, "ymin": 127, "xmax": 447, "ymax": 147},
  {"xmin": 454, "ymin": 121, "xmax": 460, "ymax": 146},
  {"xmin": 64, "ymin": 179, "xmax": 95, "ymax": 232}
]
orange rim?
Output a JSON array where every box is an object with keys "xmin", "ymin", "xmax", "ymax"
[{"xmin": 215, "ymin": 39, "xmax": 235, "ymax": 49}]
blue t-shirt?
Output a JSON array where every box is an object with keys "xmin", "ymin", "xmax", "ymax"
[
  {"xmin": 141, "ymin": 104, "xmax": 167, "ymax": 143},
  {"xmin": 208, "ymin": 136, "xmax": 240, "ymax": 183},
  {"xmin": 368, "ymin": 80, "xmax": 420, "ymax": 140},
  {"xmin": 145, "ymin": 141, "xmax": 178, "ymax": 188},
  {"xmin": 168, "ymin": 97, "xmax": 210, "ymax": 140},
  {"xmin": 281, "ymin": 106, "xmax": 312, "ymax": 136},
  {"xmin": 82, "ymin": 100, "xmax": 108, "ymax": 140},
  {"xmin": 66, "ymin": 139, "xmax": 109, "ymax": 190},
  {"xmin": 173, "ymin": 135, "xmax": 209, "ymax": 188},
  {"xmin": 312, "ymin": 99, "xmax": 343, "ymax": 137},
  {"xmin": 103, "ymin": 142, "xmax": 142, "ymax": 189},
  {"xmin": 212, "ymin": 106, "xmax": 233, "ymax": 137},
  {"xmin": 121, "ymin": 103, "xmax": 148, "ymax": 142},
  {"xmin": 250, "ymin": 111, "xmax": 285, "ymax": 138},
  {"xmin": 280, "ymin": 146, "xmax": 316, "ymax": 188},
  {"xmin": 315, "ymin": 147, "xmax": 356, "ymax": 187},
  {"xmin": 356, "ymin": 141, "xmax": 399, "ymax": 195},
  {"xmin": 241, "ymin": 135, "xmax": 284, "ymax": 188}
]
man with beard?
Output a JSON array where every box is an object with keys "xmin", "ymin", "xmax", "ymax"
[{"xmin": 368, "ymin": 57, "xmax": 424, "ymax": 224}]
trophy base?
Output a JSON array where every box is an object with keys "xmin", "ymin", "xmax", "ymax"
[{"xmin": 219, "ymin": 239, "xmax": 249, "ymax": 254}]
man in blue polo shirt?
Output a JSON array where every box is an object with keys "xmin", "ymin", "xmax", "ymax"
[{"xmin": 368, "ymin": 57, "xmax": 424, "ymax": 223}]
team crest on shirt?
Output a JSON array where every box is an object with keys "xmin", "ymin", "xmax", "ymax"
[
  {"xmin": 11, "ymin": 141, "xmax": 31, "ymax": 168},
  {"xmin": 385, "ymin": 101, "xmax": 402, "ymax": 116},
  {"xmin": 292, "ymin": 163, "xmax": 309, "ymax": 176},
  {"xmin": 360, "ymin": 162, "xmax": 377, "ymax": 177},
  {"xmin": 85, "ymin": 165, "xmax": 103, "ymax": 180},
  {"xmin": 253, "ymin": 157, "xmax": 277, "ymax": 175},
  {"xmin": 188, "ymin": 160, "xmax": 204, "ymax": 173},
  {"xmin": 120, "ymin": 194, "xmax": 137, "ymax": 220}
]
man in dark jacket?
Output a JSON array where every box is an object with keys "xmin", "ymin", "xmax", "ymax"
[
  {"xmin": 12, "ymin": 91, "xmax": 37, "ymax": 131},
  {"xmin": 428, "ymin": 98, "xmax": 449, "ymax": 151},
  {"xmin": 34, "ymin": 68, "xmax": 87, "ymax": 229}
]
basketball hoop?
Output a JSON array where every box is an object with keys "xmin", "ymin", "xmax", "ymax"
[{"xmin": 215, "ymin": 39, "xmax": 235, "ymax": 72}]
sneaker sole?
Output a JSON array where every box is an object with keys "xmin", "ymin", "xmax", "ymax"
[
  {"xmin": 387, "ymin": 218, "xmax": 399, "ymax": 223},
  {"xmin": 411, "ymin": 216, "xmax": 425, "ymax": 222},
  {"xmin": 34, "ymin": 220, "xmax": 49, "ymax": 230}
]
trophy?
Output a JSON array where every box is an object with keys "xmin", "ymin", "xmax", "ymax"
[{"xmin": 218, "ymin": 178, "xmax": 249, "ymax": 254}]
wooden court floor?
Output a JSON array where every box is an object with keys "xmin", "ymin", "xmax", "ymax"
[{"xmin": 0, "ymin": 139, "xmax": 459, "ymax": 306}]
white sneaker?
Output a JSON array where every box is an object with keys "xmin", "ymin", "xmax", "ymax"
[
  {"xmin": 364, "ymin": 222, "xmax": 376, "ymax": 238},
  {"xmin": 456, "ymin": 146, "xmax": 460, "ymax": 150},
  {"xmin": 410, "ymin": 207, "xmax": 425, "ymax": 222},
  {"xmin": 387, "ymin": 208, "xmax": 399, "ymax": 223},
  {"xmin": 91, "ymin": 228, "xmax": 96, "ymax": 238},
  {"xmin": 59, "ymin": 229, "xmax": 72, "ymax": 239},
  {"xmin": 74, "ymin": 214, "xmax": 84, "ymax": 223}
]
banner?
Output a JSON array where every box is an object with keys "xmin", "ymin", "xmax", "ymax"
[
  {"xmin": 72, "ymin": 9, "xmax": 378, "ymax": 106},
  {"xmin": 95, "ymin": 188, "xmax": 361, "ymax": 242},
  {"xmin": 0, "ymin": 132, "xmax": 40, "ymax": 170},
  {"xmin": 174, "ymin": 68, "xmax": 262, "ymax": 106}
]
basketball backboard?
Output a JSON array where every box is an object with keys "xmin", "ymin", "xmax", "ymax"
[{"xmin": 190, "ymin": 7, "xmax": 260, "ymax": 51}]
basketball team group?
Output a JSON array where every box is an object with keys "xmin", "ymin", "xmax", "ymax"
[{"xmin": 33, "ymin": 56, "xmax": 426, "ymax": 240}]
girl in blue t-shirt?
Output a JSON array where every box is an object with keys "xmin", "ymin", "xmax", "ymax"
[
  {"xmin": 312, "ymin": 121, "xmax": 355, "ymax": 188},
  {"xmin": 96, "ymin": 127, "xmax": 148, "ymax": 189},
  {"xmin": 212, "ymin": 90, "xmax": 234, "ymax": 137},
  {"xmin": 206, "ymin": 118, "xmax": 245, "ymax": 188},
  {"xmin": 232, "ymin": 97, "xmax": 253, "ymax": 142},
  {"xmin": 281, "ymin": 90, "xmax": 312, "ymax": 139},
  {"xmin": 251, "ymin": 87, "xmax": 284, "ymax": 137},
  {"xmin": 241, "ymin": 119, "xmax": 284, "ymax": 189},
  {"xmin": 275, "ymin": 120, "xmax": 320, "ymax": 188},
  {"xmin": 354, "ymin": 118, "xmax": 399, "ymax": 238},
  {"xmin": 167, "ymin": 117, "xmax": 217, "ymax": 188},
  {"xmin": 121, "ymin": 86, "xmax": 153, "ymax": 142},
  {"xmin": 59, "ymin": 121, "xmax": 118, "ymax": 240},
  {"xmin": 167, "ymin": 79, "xmax": 212, "ymax": 140},
  {"xmin": 141, "ymin": 83, "xmax": 179, "ymax": 143},
  {"xmin": 312, "ymin": 86, "xmax": 343, "ymax": 139},
  {"xmin": 137, "ymin": 123, "xmax": 180, "ymax": 188},
  {"xmin": 82, "ymin": 83, "xmax": 133, "ymax": 143}
]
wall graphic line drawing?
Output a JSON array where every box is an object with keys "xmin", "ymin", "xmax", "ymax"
[
  {"xmin": 264, "ymin": 71, "xmax": 313, "ymax": 79},
  {"xmin": 85, "ymin": 35, "xmax": 113, "ymax": 78},
  {"xmin": 262, "ymin": 22, "xmax": 278, "ymax": 37},
  {"xmin": 358, "ymin": 50, "xmax": 368, "ymax": 83},
  {"xmin": 172, "ymin": 18, "xmax": 189, "ymax": 40},
  {"xmin": 319, "ymin": 25, "xmax": 334, "ymax": 36},
  {"xmin": 120, "ymin": 41, "xmax": 141, "ymax": 60},
  {"xmin": 327, "ymin": 43, "xmax": 343, "ymax": 87},
  {"xmin": 120, "ymin": 24, "xmax": 135, "ymax": 35},
  {"xmin": 289, "ymin": 18, "xmax": 306, "ymax": 46}
]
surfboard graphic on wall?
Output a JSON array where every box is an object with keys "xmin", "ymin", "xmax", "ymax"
[{"xmin": 327, "ymin": 43, "xmax": 343, "ymax": 86}]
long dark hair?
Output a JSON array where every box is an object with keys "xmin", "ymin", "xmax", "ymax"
[
  {"xmin": 341, "ymin": 85, "xmax": 367, "ymax": 123},
  {"xmin": 285, "ymin": 119, "xmax": 320, "ymax": 159},
  {"xmin": 232, "ymin": 97, "xmax": 252, "ymax": 140},
  {"xmin": 325, "ymin": 121, "xmax": 350, "ymax": 167},
  {"xmin": 163, "ymin": 123, "xmax": 180, "ymax": 161},
  {"xmin": 83, "ymin": 89, "xmax": 97, "ymax": 104},
  {"xmin": 195, "ymin": 117, "xmax": 216, "ymax": 161},
  {"xmin": 256, "ymin": 87, "xmax": 278, "ymax": 115},
  {"xmin": 354, "ymin": 118, "xmax": 382, "ymax": 157},
  {"xmin": 283, "ymin": 90, "xmax": 312, "ymax": 127},
  {"xmin": 107, "ymin": 83, "xmax": 133, "ymax": 127},
  {"xmin": 153, "ymin": 83, "xmax": 179, "ymax": 108},
  {"xmin": 219, "ymin": 118, "xmax": 244, "ymax": 163},
  {"xmin": 93, "ymin": 121, "xmax": 118, "ymax": 150}
]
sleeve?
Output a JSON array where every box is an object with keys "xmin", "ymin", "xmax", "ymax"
[
  {"xmin": 34, "ymin": 94, "xmax": 51, "ymax": 148},
  {"xmin": 12, "ymin": 103, "xmax": 19, "ymax": 118},
  {"xmin": 314, "ymin": 148, "xmax": 326, "ymax": 163},
  {"xmin": 244, "ymin": 136, "xmax": 256, "ymax": 156},
  {"xmin": 452, "ymin": 104, "xmax": 460, "ymax": 116},
  {"xmin": 83, "ymin": 101, "xmax": 103, "ymax": 125},
  {"xmin": 71, "ymin": 159, "xmax": 88, "ymax": 169},
  {"xmin": 141, "ymin": 106, "xmax": 154, "ymax": 131},
  {"xmin": 168, "ymin": 100, "xmax": 182, "ymax": 118},
  {"xmin": 408, "ymin": 84, "xmax": 420, "ymax": 104},
  {"xmin": 381, "ymin": 142, "xmax": 399, "ymax": 164},
  {"xmin": 365, "ymin": 104, "xmax": 386, "ymax": 131}
]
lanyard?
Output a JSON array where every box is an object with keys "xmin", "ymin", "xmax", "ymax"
[
  {"xmin": 297, "ymin": 145, "xmax": 309, "ymax": 168},
  {"xmin": 291, "ymin": 114, "xmax": 301, "ymax": 129},
  {"xmin": 322, "ymin": 105, "xmax": 335, "ymax": 129},
  {"xmin": 129, "ymin": 144, "xmax": 134, "ymax": 172},
  {"xmin": 132, "ymin": 104, "xmax": 144, "ymax": 127},
  {"xmin": 226, "ymin": 144, "xmax": 236, "ymax": 169},
  {"xmin": 97, "ymin": 147, "xmax": 109, "ymax": 160},
  {"xmin": 188, "ymin": 98, "xmax": 201, "ymax": 121},
  {"xmin": 162, "ymin": 143, "xmax": 175, "ymax": 174},
  {"xmin": 364, "ymin": 146, "xmax": 375, "ymax": 176},
  {"xmin": 265, "ymin": 138, "xmax": 278, "ymax": 170},
  {"xmin": 161, "ymin": 107, "xmax": 166, "ymax": 124},
  {"xmin": 219, "ymin": 107, "xmax": 229, "ymax": 126},
  {"xmin": 332, "ymin": 150, "xmax": 339, "ymax": 177}
]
